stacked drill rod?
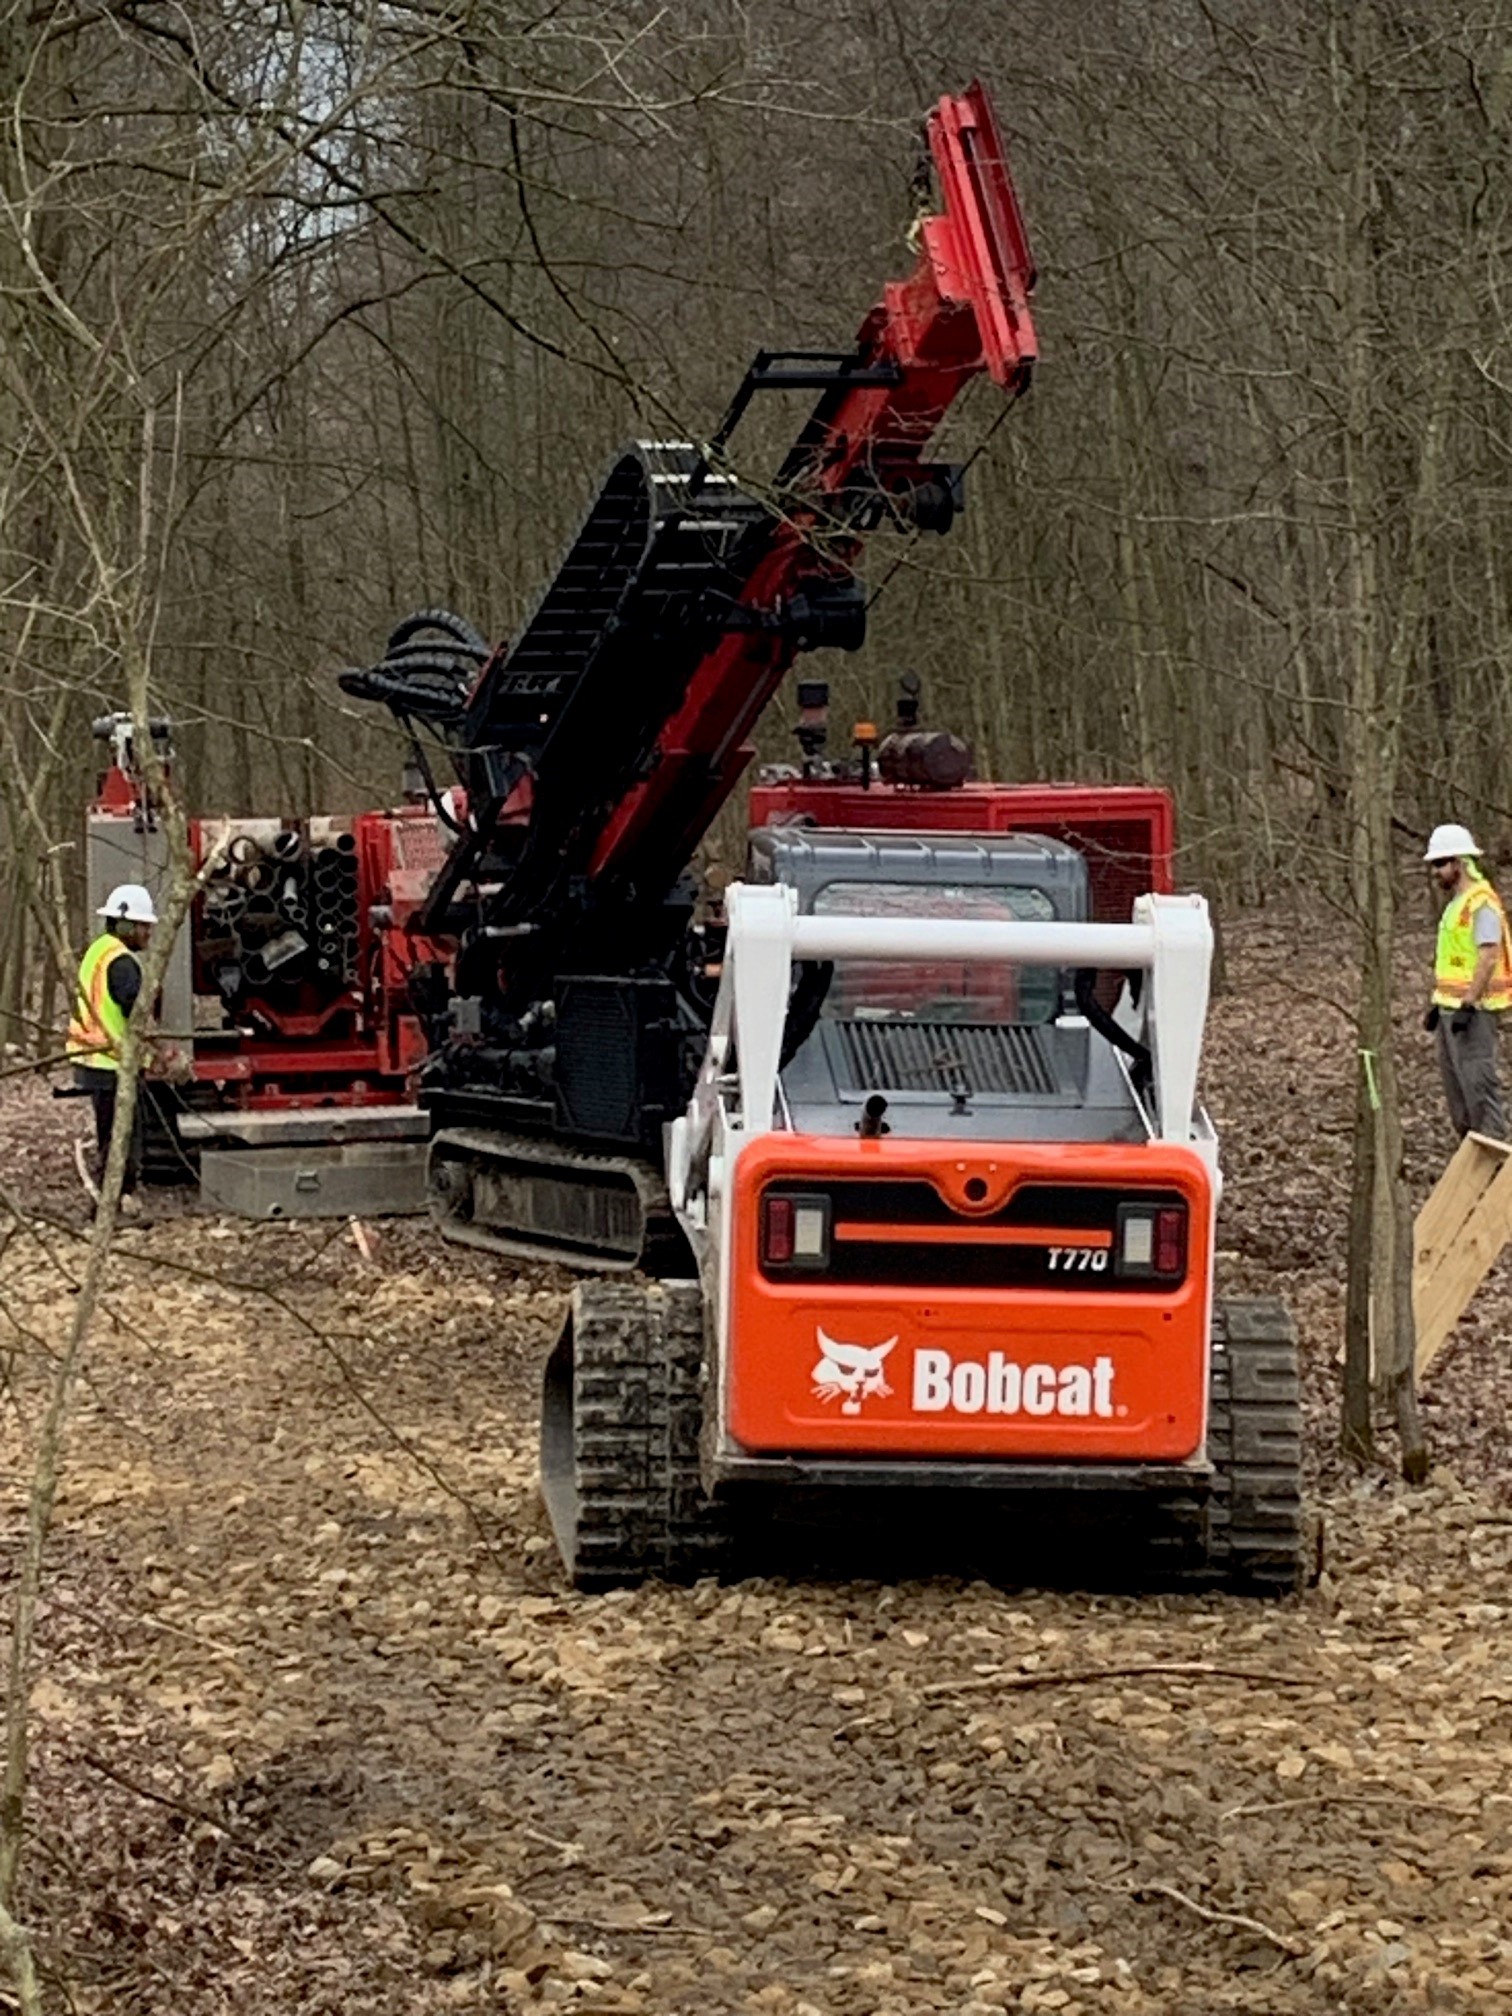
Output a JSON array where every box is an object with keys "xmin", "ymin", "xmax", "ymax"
[
  {"xmin": 311, "ymin": 832, "xmax": 360, "ymax": 984},
  {"xmin": 199, "ymin": 824, "xmax": 361, "ymax": 1002}
]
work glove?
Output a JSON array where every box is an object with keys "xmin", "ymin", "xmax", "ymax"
[
  {"xmin": 162, "ymin": 1045, "xmax": 195, "ymax": 1085},
  {"xmin": 1423, "ymin": 1005, "xmax": 1440, "ymax": 1032},
  {"xmin": 1451, "ymin": 1007, "xmax": 1476, "ymax": 1035}
]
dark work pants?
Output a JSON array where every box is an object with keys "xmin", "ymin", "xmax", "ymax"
[
  {"xmin": 1436, "ymin": 1011, "xmax": 1508, "ymax": 1141},
  {"xmin": 75, "ymin": 1068, "xmax": 143, "ymax": 1193}
]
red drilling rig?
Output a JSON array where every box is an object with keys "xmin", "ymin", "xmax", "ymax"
[
  {"xmin": 342, "ymin": 85, "xmax": 1173, "ymax": 1262},
  {"xmin": 341, "ymin": 81, "xmax": 1055, "ymax": 1255}
]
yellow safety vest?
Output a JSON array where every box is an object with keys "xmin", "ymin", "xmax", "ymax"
[
  {"xmin": 1433, "ymin": 876, "xmax": 1512, "ymax": 1012},
  {"xmin": 66, "ymin": 933, "xmax": 132, "ymax": 1070}
]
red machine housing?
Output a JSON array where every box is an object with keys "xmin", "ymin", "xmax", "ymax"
[
  {"xmin": 747, "ymin": 779, "xmax": 1176, "ymax": 920},
  {"xmin": 85, "ymin": 721, "xmax": 458, "ymax": 1112}
]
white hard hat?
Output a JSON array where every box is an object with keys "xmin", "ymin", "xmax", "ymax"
[
  {"xmin": 97, "ymin": 882, "xmax": 158, "ymax": 925},
  {"xmin": 1424, "ymin": 823, "xmax": 1482, "ymax": 863}
]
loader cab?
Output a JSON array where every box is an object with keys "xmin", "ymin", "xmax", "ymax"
[{"xmin": 746, "ymin": 827, "xmax": 1147, "ymax": 1144}]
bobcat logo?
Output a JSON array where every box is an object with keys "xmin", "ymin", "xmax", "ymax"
[{"xmin": 811, "ymin": 1329, "xmax": 897, "ymax": 1414}]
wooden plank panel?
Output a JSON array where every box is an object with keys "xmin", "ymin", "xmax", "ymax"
[
  {"xmin": 1414, "ymin": 1137, "xmax": 1506, "ymax": 1354},
  {"xmin": 1414, "ymin": 1147, "xmax": 1512, "ymax": 1379},
  {"xmin": 1415, "ymin": 1211, "xmax": 1496, "ymax": 1362},
  {"xmin": 1416, "ymin": 1133, "xmax": 1510, "ymax": 1263}
]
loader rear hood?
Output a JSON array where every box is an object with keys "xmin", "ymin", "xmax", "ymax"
[{"xmin": 722, "ymin": 1135, "xmax": 1214, "ymax": 1463}]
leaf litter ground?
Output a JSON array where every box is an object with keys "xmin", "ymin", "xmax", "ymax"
[{"xmin": 3, "ymin": 911, "xmax": 1512, "ymax": 2014}]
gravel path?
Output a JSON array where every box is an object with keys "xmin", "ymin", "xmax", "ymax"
[{"xmin": 3, "ymin": 910, "xmax": 1511, "ymax": 2015}]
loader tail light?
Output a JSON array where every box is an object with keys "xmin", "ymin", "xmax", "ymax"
[
  {"xmin": 1155, "ymin": 1206, "xmax": 1186, "ymax": 1278},
  {"xmin": 760, "ymin": 1191, "xmax": 831, "ymax": 1272},
  {"xmin": 1115, "ymin": 1200, "xmax": 1188, "ymax": 1282},
  {"xmin": 763, "ymin": 1195, "xmax": 795, "ymax": 1265}
]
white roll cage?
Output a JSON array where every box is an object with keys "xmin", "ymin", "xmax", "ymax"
[{"xmin": 667, "ymin": 880, "xmax": 1214, "ymax": 1221}]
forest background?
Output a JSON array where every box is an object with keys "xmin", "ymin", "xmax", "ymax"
[{"xmin": 7, "ymin": 0, "xmax": 1507, "ymax": 988}]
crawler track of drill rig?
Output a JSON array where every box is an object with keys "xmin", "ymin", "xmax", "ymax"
[{"xmin": 428, "ymin": 1130, "xmax": 685, "ymax": 1273}]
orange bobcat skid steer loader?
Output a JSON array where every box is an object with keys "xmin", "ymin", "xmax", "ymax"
[{"xmin": 542, "ymin": 872, "xmax": 1309, "ymax": 1594}]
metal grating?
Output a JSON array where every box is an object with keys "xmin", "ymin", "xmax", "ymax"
[{"xmin": 832, "ymin": 1019, "xmax": 1058, "ymax": 1097}]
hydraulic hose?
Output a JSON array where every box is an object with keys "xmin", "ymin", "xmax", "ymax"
[
  {"xmin": 1073, "ymin": 966, "xmax": 1153, "ymax": 1093},
  {"xmin": 336, "ymin": 607, "xmax": 488, "ymax": 725}
]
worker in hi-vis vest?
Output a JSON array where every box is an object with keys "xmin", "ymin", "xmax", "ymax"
[
  {"xmin": 65, "ymin": 882, "xmax": 158, "ymax": 1211},
  {"xmin": 1423, "ymin": 824, "xmax": 1512, "ymax": 1141}
]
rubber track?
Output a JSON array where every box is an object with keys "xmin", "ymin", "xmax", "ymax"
[
  {"xmin": 429, "ymin": 1128, "xmax": 685, "ymax": 1271},
  {"xmin": 569, "ymin": 1279, "xmax": 730, "ymax": 1590},
  {"xmin": 1202, "ymin": 1296, "xmax": 1308, "ymax": 1595},
  {"xmin": 553, "ymin": 1286, "xmax": 1308, "ymax": 1596}
]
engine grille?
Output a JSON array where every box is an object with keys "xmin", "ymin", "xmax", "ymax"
[
  {"xmin": 553, "ymin": 976, "xmax": 683, "ymax": 1145},
  {"xmin": 831, "ymin": 1019, "xmax": 1058, "ymax": 1097}
]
